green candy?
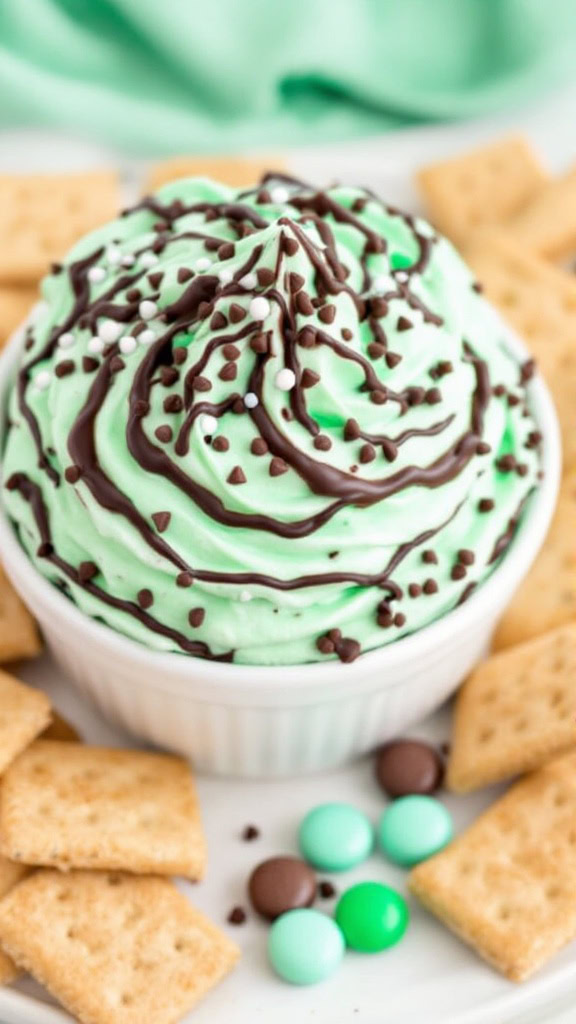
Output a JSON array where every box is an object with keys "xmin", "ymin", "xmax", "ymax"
[
  {"xmin": 268, "ymin": 909, "xmax": 345, "ymax": 985},
  {"xmin": 299, "ymin": 802, "xmax": 374, "ymax": 871},
  {"xmin": 335, "ymin": 881, "xmax": 409, "ymax": 952},
  {"xmin": 390, "ymin": 251, "xmax": 413, "ymax": 269},
  {"xmin": 378, "ymin": 795, "xmax": 453, "ymax": 867}
]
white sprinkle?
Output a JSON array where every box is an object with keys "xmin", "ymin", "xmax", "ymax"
[
  {"xmin": 396, "ymin": 271, "xmax": 409, "ymax": 284},
  {"xmin": 240, "ymin": 273, "xmax": 257, "ymax": 290},
  {"xmin": 98, "ymin": 320, "xmax": 123, "ymax": 343},
  {"xmin": 139, "ymin": 299, "xmax": 158, "ymax": 320},
  {"xmin": 270, "ymin": 185, "xmax": 289, "ymax": 205},
  {"xmin": 88, "ymin": 266, "xmax": 106, "ymax": 283},
  {"xmin": 140, "ymin": 251, "xmax": 159, "ymax": 268},
  {"xmin": 35, "ymin": 370, "xmax": 51, "ymax": 391},
  {"xmin": 106, "ymin": 245, "xmax": 122, "ymax": 265},
  {"xmin": 240, "ymin": 590, "xmax": 252, "ymax": 603},
  {"xmin": 250, "ymin": 296, "xmax": 270, "ymax": 321},
  {"xmin": 195, "ymin": 257, "xmax": 212, "ymax": 273},
  {"xmin": 275, "ymin": 368, "xmax": 296, "ymax": 391},
  {"xmin": 121, "ymin": 254, "xmax": 136, "ymax": 267},
  {"xmin": 119, "ymin": 336, "xmax": 137, "ymax": 355},
  {"xmin": 58, "ymin": 332, "xmax": 75, "ymax": 349},
  {"xmin": 139, "ymin": 329, "xmax": 156, "ymax": 346},
  {"xmin": 244, "ymin": 392, "xmax": 259, "ymax": 409},
  {"xmin": 88, "ymin": 336, "xmax": 104, "ymax": 354},
  {"xmin": 201, "ymin": 414, "xmax": 218, "ymax": 435},
  {"xmin": 372, "ymin": 275, "xmax": 388, "ymax": 295},
  {"xmin": 219, "ymin": 269, "xmax": 233, "ymax": 285}
]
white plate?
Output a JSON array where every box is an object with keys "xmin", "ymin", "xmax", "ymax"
[{"xmin": 2, "ymin": 104, "xmax": 576, "ymax": 1023}]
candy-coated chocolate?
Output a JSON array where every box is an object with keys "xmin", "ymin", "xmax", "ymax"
[
  {"xmin": 268, "ymin": 909, "xmax": 345, "ymax": 985},
  {"xmin": 299, "ymin": 803, "xmax": 373, "ymax": 871},
  {"xmin": 378, "ymin": 795, "xmax": 453, "ymax": 866},
  {"xmin": 249, "ymin": 856, "xmax": 316, "ymax": 920},
  {"xmin": 375, "ymin": 739, "xmax": 444, "ymax": 798},
  {"xmin": 335, "ymin": 881, "xmax": 409, "ymax": 952}
]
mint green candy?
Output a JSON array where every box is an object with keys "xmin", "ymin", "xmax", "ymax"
[
  {"xmin": 299, "ymin": 803, "xmax": 374, "ymax": 871},
  {"xmin": 378, "ymin": 795, "xmax": 453, "ymax": 867},
  {"xmin": 268, "ymin": 909, "xmax": 345, "ymax": 985},
  {"xmin": 335, "ymin": 882, "xmax": 409, "ymax": 952},
  {"xmin": 390, "ymin": 251, "xmax": 413, "ymax": 270}
]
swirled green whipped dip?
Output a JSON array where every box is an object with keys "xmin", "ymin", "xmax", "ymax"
[{"xmin": 2, "ymin": 174, "xmax": 541, "ymax": 664}]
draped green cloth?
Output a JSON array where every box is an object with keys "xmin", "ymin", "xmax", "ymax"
[{"xmin": 0, "ymin": 0, "xmax": 575, "ymax": 155}]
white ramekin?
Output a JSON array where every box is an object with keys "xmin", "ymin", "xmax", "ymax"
[{"xmin": 0, "ymin": 322, "xmax": 561, "ymax": 777}]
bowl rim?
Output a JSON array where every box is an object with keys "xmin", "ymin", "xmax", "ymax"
[{"xmin": 0, "ymin": 316, "xmax": 561, "ymax": 691}]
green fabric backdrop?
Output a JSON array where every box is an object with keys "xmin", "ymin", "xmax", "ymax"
[{"xmin": 0, "ymin": 0, "xmax": 575, "ymax": 154}]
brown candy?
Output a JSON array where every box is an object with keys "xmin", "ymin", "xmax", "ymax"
[
  {"xmin": 375, "ymin": 739, "xmax": 444, "ymax": 798},
  {"xmin": 248, "ymin": 856, "xmax": 316, "ymax": 921}
]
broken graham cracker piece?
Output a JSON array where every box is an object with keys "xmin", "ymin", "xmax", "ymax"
[
  {"xmin": 0, "ymin": 856, "xmax": 29, "ymax": 985},
  {"xmin": 447, "ymin": 624, "xmax": 576, "ymax": 793},
  {"xmin": 508, "ymin": 165, "xmax": 576, "ymax": 261},
  {"xmin": 465, "ymin": 229, "xmax": 576, "ymax": 468},
  {"xmin": 417, "ymin": 136, "xmax": 547, "ymax": 247},
  {"xmin": 0, "ymin": 870, "xmax": 240, "ymax": 1024},
  {"xmin": 0, "ymin": 741, "xmax": 206, "ymax": 879},
  {"xmin": 0, "ymin": 562, "xmax": 42, "ymax": 662},
  {"xmin": 0, "ymin": 171, "xmax": 120, "ymax": 284},
  {"xmin": 493, "ymin": 469, "xmax": 576, "ymax": 650},
  {"xmin": 410, "ymin": 751, "xmax": 576, "ymax": 981},
  {"xmin": 143, "ymin": 154, "xmax": 284, "ymax": 193},
  {"xmin": 0, "ymin": 285, "xmax": 38, "ymax": 349},
  {"xmin": 0, "ymin": 669, "xmax": 51, "ymax": 775}
]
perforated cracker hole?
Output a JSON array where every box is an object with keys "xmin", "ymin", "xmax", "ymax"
[
  {"xmin": 513, "ymin": 718, "xmax": 528, "ymax": 734},
  {"xmin": 498, "ymin": 906, "xmax": 511, "ymax": 922},
  {"xmin": 479, "ymin": 727, "xmax": 495, "ymax": 743}
]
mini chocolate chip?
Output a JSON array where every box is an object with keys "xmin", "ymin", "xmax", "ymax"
[
  {"xmin": 257, "ymin": 267, "xmax": 275, "ymax": 287},
  {"xmin": 232, "ymin": 398, "xmax": 245, "ymax": 414},
  {"xmin": 152, "ymin": 511, "xmax": 171, "ymax": 533},
  {"xmin": 371, "ymin": 298, "xmax": 388, "ymax": 318},
  {"xmin": 82, "ymin": 356, "xmax": 99, "ymax": 373},
  {"xmin": 137, "ymin": 588, "xmax": 153, "ymax": 610},
  {"xmin": 173, "ymin": 346, "xmax": 188, "ymax": 365},
  {"xmin": 313, "ymin": 434, "xmax": 332, "ymax": 451},
  {"xmin": 316, "ymin": 636, "xmax": 335, "ymax": 655},
  {"xmin": 472, "ymin": 281, "xmax": 483, "ymax": 293},
  {"xmin": 78, "ymin": 561, "xmax": 98, "ymax": 583},
  {"xmin": 493, "ymin": 384, "xmax": 506, "ymax": 397},
  {"xmin": 297, "ymin": 327, "xmax": 316, "ymax": 348},
  {"xmin": 370, "ymin": 389, "xmax": 387, "ymax": 405},
  {"xmin": 336, "ymin": 637, "xmax": 361, "ymax": 663},
  {"xmin": 517, "ymin": 462, "xmax": 528, "ymax": 476},
  {"xmin": 521, "ymin": 358, "xmax": 536, "ymax": 384},
  {"xmin": 318, "ymin": 881, "xmax": 337, "ymax": 899},
  {"xmin": 229, "ymin": 303, "xmax": 246, "ymax": 324},
  {"xmin": 497, "ymin": 454, "xmax": 516, "ymax": 472},
  {"xmin": 406, "ymin": 386, "xmax": 425, "ymax": 406},
  {"xmin": 218, "ymin": 242, "xmax": 235, "ymax": 260},
  {"xmin": 301, "ymin": 368, "xmax": 320, "ymax": 388},
  {"xmin": 155, "ymin": 425, "xmax": 173, "ymax": 443},
  {"xmin": 360, "ymin": 443, "xmax": 376, "ymax": 464},
  {"xmin": 423, "ymin": 578, "xmax": 438, "ymax": 595},
  {"xmin": 55, "ymin": 360, "xmax": 75, "ymax": 378},
  {"xmin": 176, "ymin": 572, "xmax": 194, "ymax": 587},
  {"xmin": 367, "ymin": 342, "xmax": 386, "ymax": 359},
  {"xmin": 408, "ymin": 583, "xmax": 422, "ymax": 598},
  {"xmin": 318, "ymin": 304, "xmax": 336, "ymax": 324},
  {"xmin": 394, "ymin": 613, "xmax": 406, "ymax": 627},
  {"xmin": 163, "ymin": 394, "xmax": 183, "ymax": 413},
  {"xmin": 242, "ymin": 824, "xmax": 260, "ymax": 841},
  {"xmin": 458, "ymin": 549, "xmax": 475, "ymax": 566},
  {"xmin": 344, "ymin": 418, "xmax": 361, "ymax": 441},
  {"xmin": 227, "ymin": 906, "xmax": 246, "ymax": 926},
  {"xmin": 425, "ymin": 387, "xmax": 442, "ymax": 405},
  {"xmin": 126, "ymin": 288, "xmax": 141, "ymax": 302},
  {"xmin": 451, "ymin": 564, "xmax": 467, "ymax": 581},
  {"xmin": 228, "ymin": 466, "xmax": 246, "ymax": 485},
  {"xmin": 296, "ymin": 292, "xmax": 315, "ymax": 316},
  {"xmin": 283, "ymin": 237, "xmax": 299, "ymax": 256},
  {"xmin": 288, "ymin": 272, "xmax": 305, "ymax": 293},
  {"xmin": 198, "ymin": 301, "xmax": 213, "ymax": 320},
  {"xmin": 478, "ymin": 498, "xmax": 494, "ymax": 512},
  {"xmin": 422, "ymin": 550, "xmax": 438, "ymax": 564},
  {"xmin": 219, "ymin": 362, "xmax": 237, "ymax": 381},
  {"xmin": 341, "ymin": 327, "xmax": 353, "ymax": 341},
  {"xmin": 396, "ymin": 316, "xmax": 413, "ymax": 331},
  {"xmin": 212, "ymin": 435, "xmax": 229, "ymax": 452},
  {"xmin": 109, "ymin": 356, "xmax": 125, "ymax": 373},
  {"xmin": 250, "ymin": 332, "xmax": 269, "ymax": 354},
  {"xmin": 222, "ymin": 343, "xmax": 240, "ymax": 361},
  {"xmin": 192, "ymin": 375, "xmax": 211, "ymax": 391},
  {"xmin": 385, "ymin": 351, "xmax": 402, "ymax": 368},
  {"xmin": 476, "ymin": 441, "xmax": 491, "ymax": 455},
  {"xmin": 161, "ymin": 366, "xmax": 179, "ymax": 387},
  {"xmin": 251, "ymin": 437, "xmax": 268, "ymax": 456},
  {"xmin": 148, "ymin": 271, "xmax": 164, "ymax": 289},
  {"xmin": 188, "ymin": 607, "xmax": 205, "ymax": 628},
  {"xmin": 381, "ymin": 439, "xmax": 398, "ymax": 462},
  {"xmin": 270, "ymin": 457, "xmax": 288, "ymax": 477},
  {"xmin": 65, "ymin": 465, "xmax": 82, "ymax": 484},
  {"xmin": 507, "ymin": 393, "xmax": 520, "ymax": 407},
  {"xmin": 210, "ymin": 311, "xmax": 228, "ymax": 331}
]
